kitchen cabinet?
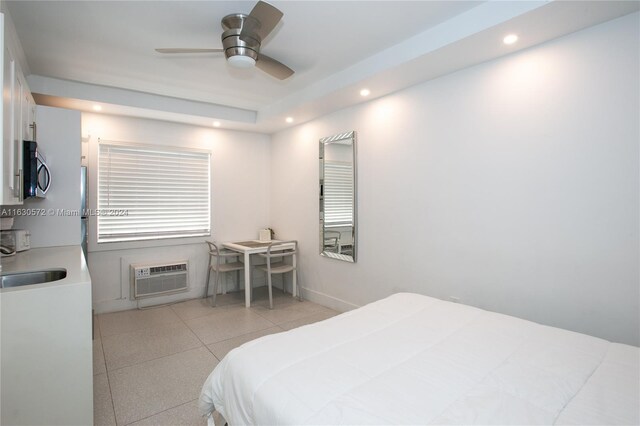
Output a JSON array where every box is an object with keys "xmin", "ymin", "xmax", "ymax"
[
  {"xmin": 12, "ymin": 106, "xmax": 82, "ymax": 248},
  {"xmin": 1, "ymin": 12, "xmax": 36, "ymax": 206},
  {"xmin": 0, "ymin": 14, "xmax": 6, "ymax": 204},
  {"xmin": 24, "ymin": 89, "xmax": 36, "ymax": 140},
  {"xmin": 1, "ymin": 246, "xmax": 93, "ymax": 425}
]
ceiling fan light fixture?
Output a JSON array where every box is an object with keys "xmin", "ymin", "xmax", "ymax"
[
  {"xmin": 228, "ymin": 55, "xmax": 256, "ymax": 68},
  {"xmin": 155, "ymin": 1, "xmax": 293, "ymax": 80}
]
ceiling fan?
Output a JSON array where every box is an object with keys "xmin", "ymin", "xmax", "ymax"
[{"xmin": 155, "ymin": 1, "xmax": 294, "ymax": 80}]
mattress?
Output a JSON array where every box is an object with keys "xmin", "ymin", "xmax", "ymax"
[{"xmin": 199, "ymin": 293, "xmax": 639, "ymax": 425}]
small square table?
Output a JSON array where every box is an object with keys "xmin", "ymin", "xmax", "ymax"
[{"xmin": 222, "ymin": 240, "xmax": 297, "ymax": 307}]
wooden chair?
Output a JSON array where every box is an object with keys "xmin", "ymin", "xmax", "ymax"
[
  {"xmin": 205, "ymin": 241, "xmax": 244, "ymax": 307},
  {"xmin": 256, "ymin": 240, "xmax": 298, "ymax": 309}
]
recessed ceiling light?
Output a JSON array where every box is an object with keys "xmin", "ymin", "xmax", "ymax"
[
  {"xmin": 285, "ymin": 117, "xmax": 294, "ymax": 123},
  {"xmin": 92, "ymin": 104, "xmax": 102, "ymax": 112},
  {"xmin": 360, "ymin": 88, "xmax": 371, "ymax": 97},
  {"xmin": 212, "ymin": 121, "xmax": 221, "ymax": 127},
  {"xmin": 503, "ymin": 34, "xmax": 518, "ymax": 45}
]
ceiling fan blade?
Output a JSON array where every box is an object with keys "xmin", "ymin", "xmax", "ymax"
[
  {"xmin": 155, "ymin": 48, "xmax": 224, "ymax": 54},
  {"xmin": 240, "ymin": 1, "xmax": 283, "ymax": 43},
  {"xmin": 256, "ymin": 53, "xmax": 294, "ymax": 80}
]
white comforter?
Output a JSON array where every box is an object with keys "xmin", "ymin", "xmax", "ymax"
[{"xmin": 199, "ymin": 293, "xmax": 639, "ymax": 425}]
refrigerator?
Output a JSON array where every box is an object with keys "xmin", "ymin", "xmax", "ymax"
[{"xmin": 80, "ymin": 166, "xmax": 88, "ymax": 260}]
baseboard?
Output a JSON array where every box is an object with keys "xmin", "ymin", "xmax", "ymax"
[
  {"xmin": 94, "ymin": 283, "xmax": 357, "ymax": 315},
  {"xmin": 94, "ymin": 284, "xmax": 215, "ymax": 314},
  {"xmin": 94, "ymin": 298, "xmax": 138, "ymax": 314},
  {"xmin": 300, "ymin": 287, "xmax": 360, "ymax": 313},
  {"xmin": 93, "ymin": 289, "xmax": 201, "ymax": 314}
]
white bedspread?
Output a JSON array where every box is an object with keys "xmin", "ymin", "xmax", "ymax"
[{"xmin": 199, "ymin": 293, "xmax": 639, "ymax": 425}]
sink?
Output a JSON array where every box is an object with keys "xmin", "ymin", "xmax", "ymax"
[{"xmin": 1, "ymin": 269, "xmax": 67, "ymax": 288}]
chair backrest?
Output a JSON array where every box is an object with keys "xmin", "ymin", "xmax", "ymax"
[
  {"xmin": 324, "ymin": 230, "xmax": 340, "ymax": 242},
  {"xmin": 264, "ymin": 241, "xmax": 297, "ymax": 269},
  {"xmin": 206, "ymin": 241, "xmax": 221, "ymax": 257},
  {"xmin": 323, "ymin": 230, "xmax": 340, "ymax": 251},
  {"xmin": 265, "ymin": 240, "xmax": 297, "ymax": 256}
]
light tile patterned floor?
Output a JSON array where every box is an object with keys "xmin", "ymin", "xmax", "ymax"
[{"xmin": 93, "ymin": 288, "xmax": 339, "ymax": 425}]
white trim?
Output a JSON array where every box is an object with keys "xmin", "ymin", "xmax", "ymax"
[
  {"xmin": 300, "ymin": 287, "xmax": 360, "ymax": 313},
  {"xmin": 93, "ymin": 289, "xmax": 202, "ymax": 314}
]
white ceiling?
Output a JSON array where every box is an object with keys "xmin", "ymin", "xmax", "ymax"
[
  {"xmin": 5, "ymin": 1, "xmax": 640, "ymax": 133},
  {"xmin": 6, "ymin": 1, "xmax": 479, "ymax": 110}
]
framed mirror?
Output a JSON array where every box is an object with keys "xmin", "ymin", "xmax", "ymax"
[{"xmin": 319, "ymin": 131, "xmax": 357, "ymax": 262}]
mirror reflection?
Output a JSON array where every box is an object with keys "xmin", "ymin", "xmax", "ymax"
[{"xmin": 319, "ymin": 131, "xmax": 356, "ymax": 262}]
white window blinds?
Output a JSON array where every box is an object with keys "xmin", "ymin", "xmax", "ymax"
[
  {"xmin": 98, "ymin": 141, "xmax": 211, "ymax": 243},
  {"xmin": 324, "ymin": 161, "xmax": 354, "ymax": 226}
]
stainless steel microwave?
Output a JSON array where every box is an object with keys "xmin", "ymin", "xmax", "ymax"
[{"xmin": 23, "ymin": 140, "xmax": 51, "ymax": 199}]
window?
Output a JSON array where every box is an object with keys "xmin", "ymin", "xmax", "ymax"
[
  {"xmin": 97, "ymin": 141, "xmax": 211, "ymax": 243},
  {"xmin": 323, "ymin": 161, "xmax": 354, "ymax": 226}
]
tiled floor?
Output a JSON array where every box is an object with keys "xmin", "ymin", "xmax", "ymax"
[{"xmin": 93, "ymin": 288, "xmax": 339, "ymax": 425}]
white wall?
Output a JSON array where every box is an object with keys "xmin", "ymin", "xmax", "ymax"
[
  {"xmin": 82, "ymin": 114, "xmax": 271, "ymax": 312},
  {"xmin": 270, "ymin": 13, "xmax": 640, "ymax": 345},
  {"xmin": 14, "ymin": 106, "xmax": 81, "ymax": 248}
]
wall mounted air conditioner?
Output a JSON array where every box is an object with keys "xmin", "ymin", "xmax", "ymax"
[{"xmin": 131, "ymin": 261, "xmax": 189, "ymax": 299}]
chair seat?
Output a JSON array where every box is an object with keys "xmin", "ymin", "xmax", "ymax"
[
  {"xmin": 212, "ymin": 261, "xmax": 244, "ymax": 272},
  {"xmin": 256, "ymin": 262, "xmax": 295, "ymax": 274}
]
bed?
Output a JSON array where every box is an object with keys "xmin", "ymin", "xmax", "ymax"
[{"xmin": 199, "ymin": 293, "xmax": 639, "ymax": 425}]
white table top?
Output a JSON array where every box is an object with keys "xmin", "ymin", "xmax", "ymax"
[{"xmin": 223, "ymin": 240, "xmax": 294, "ymax": 253}]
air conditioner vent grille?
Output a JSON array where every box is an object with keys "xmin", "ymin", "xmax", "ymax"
[
  {"xmin": 150, "ymin": 263, "xmax": 187, "ymax": 274},
  {"xmin": 131, "ymin": 260, "xmax": 189, "ymax": 299}
]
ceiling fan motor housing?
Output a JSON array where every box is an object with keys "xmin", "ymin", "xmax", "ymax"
[
  {"xmin": 155, "ymin": 3, "xmax": 293, "ymax": 80},
  {"xmin": 221, "ymin": 13, "xmax": 260, "ymax": 63}
]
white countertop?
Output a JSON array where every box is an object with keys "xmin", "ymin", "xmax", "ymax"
[{"xmin": 0, "ymin": 245, "xmax": 91, "ymax": 293}]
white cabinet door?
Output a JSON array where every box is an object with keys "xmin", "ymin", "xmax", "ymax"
[
  {"xmin": 1, "ymin": 54, "xmax": 31, "ymax": 205},
  {"xmin": 22, "ymin": 86, "xmax": 30, "ymax": 142},
  {"xmin": 11, "ymin": 68, "xmax": 23, "ymax": 203},
  {"xmin": 1, "ymin": 13, "xmax": 33, "ymax": 206},
  {"xmin": 1, "ymin": 45, "xmax": 11, "ymax": 205},
  {"xmin": 21, "ymin": 88, "xmax": 35, "ymax": 142},
  {"xmin": 0, "ymin": 14, "xmax": 4, "ymax": 203},
  {"xmin": 27, "ymin": 95, "xmax": 35, "ymax": 141},
  {"xmin": 2, "ymin": 43, "xmax": 21, "ymax": 205}
]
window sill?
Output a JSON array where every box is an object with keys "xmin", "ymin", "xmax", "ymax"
[{"xmin": 88, "ymin": 234, "xmax": 211, "ymax": 253}]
